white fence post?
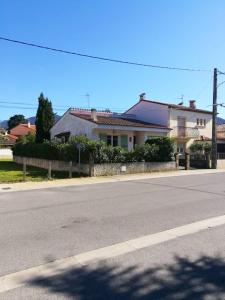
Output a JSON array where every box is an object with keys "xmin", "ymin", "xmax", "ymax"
[
  {"xmin": 69, "ymin": 161, "xmax": 73, "ymax": 178},
  {"xmin": 48, "ymin": 161, "xmax": 52, "ymax": 180},
  {"xmin": 23, "ymin": 157, "xmax": 26, "ymax": 181}
]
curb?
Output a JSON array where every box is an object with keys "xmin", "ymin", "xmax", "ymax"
[{"xmin": 0, "ymin": 169, "xmax": 224, "ymax": 193}]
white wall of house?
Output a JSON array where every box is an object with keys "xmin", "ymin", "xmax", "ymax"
[
  {"xmin": 126, "ymin": 100, "xmax": 212, "ymax": 153},
  {"xmin": 50, "ymin": 112, "xmax": 98, "ymax": 140},
  {"xmin": 125, "ymin": 101, "xmax": 169, "ymax": 126},
  {"xmin": 0, "ymin": 148, "xmax": 13, "ymax": 159},
  {"xmin": 169, "ymin": 108, "xmax": 212, "ymax": 152},
  {"xmin": 50, "ymin": 109, "xmax": 170, "ymax": 151},
  {"xmin": 135, "ymin": 132, "xmax": 167, "ymax": 145},
  {"xmin": 169, "ymin": 108, "xmax": 212, "ymax": 138}
]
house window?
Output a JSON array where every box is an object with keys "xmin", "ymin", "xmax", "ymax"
[
  {"xmin": 177, "ymin": 144, "xmax": 185, "ymax": 154},
  {"xmin": 113, "ymin": 136, "xmax": 118, "ymax": 147},
  {"xmin": 197, "ymin": 118, "xmax": 206, "ymax": 127},
  {"xmin": 99, "ymin": 133, "xmax": 107, "ymax": 143},
  {"xmin": 107, "ymin": 135, "xmax": 112, "ymax": 145},
  {"xmin": 120, "ymin": 135, "xmax": 128, "ymax": 149},
  {"xmin": 133, "ymin": 136, "xmax": 137, "ymax": 145}
]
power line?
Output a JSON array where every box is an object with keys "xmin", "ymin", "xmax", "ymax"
[
  {"xmin": 0, "ymin": 36, "xmax": 211, "ymax": 72},
  {"xmin": 195, "ymin": 75, "xmax": 213, "ymax": 99},
  {"xmin": 0, "ymin": 104, "xmax": 127, "ymax": 112},
  {"xmin": 0, "ymin": 100, "xmax": 69, "ymax": 109}
]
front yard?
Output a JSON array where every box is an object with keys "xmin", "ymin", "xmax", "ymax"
[{"xmin": 0, "ymin": 159, "xmax": 76, "ymax": 183}]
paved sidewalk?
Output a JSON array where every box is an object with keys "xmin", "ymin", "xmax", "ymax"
[{"xmin": 0, "ymin": 169, "xmax": 224, "ymax": 193}]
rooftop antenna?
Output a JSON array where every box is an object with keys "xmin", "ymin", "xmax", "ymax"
[{"xmin": 177, "ymin": 94, "xmax": 184, "ymax": 105}]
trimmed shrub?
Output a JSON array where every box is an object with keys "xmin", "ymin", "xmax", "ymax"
[
  {"xmin": 145, "ymin": 137, "xmax": 174, "ymax": 161},
  {"xmin": 13, "ymin": 135, "xmax": 174, "ymax": 163}
]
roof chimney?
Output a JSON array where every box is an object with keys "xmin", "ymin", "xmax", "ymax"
[
  {"xmin": 139, "ymin": 93, "xmax": 146, "ymax": 101},
  {"xmin": 91, "ymin": 108, "xmax": 97, "ymax": 121},
  {"xmin": 189, "ymin": 100, "xmax": 196, "ymax": 109}
]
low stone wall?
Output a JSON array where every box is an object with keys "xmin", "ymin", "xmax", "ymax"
[
  {"xmin": 92, "ymin": 161, "xmax": 177, "ymax": 176},
  {"xmin": 0, "ymin": 148, "xmax": 13, "ymax": 159},
  {"xmin": 14, "ymin": 156, "xmax": 177, "ymax": 177},
  {"xmin": 217, "ymin": 160, "xmax": 225, "ymax": 169},
  {"xmin": 14, "ymin": 156, "xmax": 90, "ymax": 175}
]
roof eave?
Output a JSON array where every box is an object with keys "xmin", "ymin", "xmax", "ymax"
[{"xmin": 95, "ymin": 124, "xmax": 170, "ymax": 132}]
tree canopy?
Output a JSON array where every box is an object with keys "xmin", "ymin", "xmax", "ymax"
[
  {"xmin": 35, "ymin": 93, "xmax": 55, "ymax": 143},
  {"xmin": 8, "ymin": 114, "xmax": 26, "ymax": 130}
]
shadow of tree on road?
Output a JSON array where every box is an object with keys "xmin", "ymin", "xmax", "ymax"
[{"xmin": 27, "ymin": 255, "xmax": 225, "ymax": 299}]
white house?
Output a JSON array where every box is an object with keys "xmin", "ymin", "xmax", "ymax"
[
  {"xmin": 125, "ymin": 94, "xmax": 213, "ymax": 153},
  {"xmin": 50, "ymin": 108, "xmax": 171, "ymax": 150},
  {"xmin": 51, "ymin": 94, "xmax": 212, "ymax": 152}
]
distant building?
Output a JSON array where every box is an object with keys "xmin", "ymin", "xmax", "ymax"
[
  {"xmin": 10, "ymin": 122, "xmax": 36, "ymax": 138},
  {"xmin": 0, "ymin": 133, "xmax": 18, "ymax": 148}
]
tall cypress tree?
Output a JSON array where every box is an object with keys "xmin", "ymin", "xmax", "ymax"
[{"xmin": 35, "ymin": 93, "xmax": 55, "ymax": 143}]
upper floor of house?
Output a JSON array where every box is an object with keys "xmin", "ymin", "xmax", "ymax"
[{"xmin": 125, "ymin": 94, "xmax": 213, "ymax": 140}]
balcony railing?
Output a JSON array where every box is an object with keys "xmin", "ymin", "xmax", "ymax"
[{"xmin": 171, "ymin": 126, "xmax": 200, "ymax": 139}]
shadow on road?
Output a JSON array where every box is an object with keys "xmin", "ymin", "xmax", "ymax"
[{"xmin": 27, "ymin": 255, "xmax": 225, "ymax": 299}]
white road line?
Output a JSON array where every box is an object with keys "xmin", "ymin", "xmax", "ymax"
[{"xmin": 1, "ymin": 214, "xmax": 225, "ymax": 293}]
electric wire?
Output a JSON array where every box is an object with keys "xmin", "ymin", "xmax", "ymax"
[{"xmin": 0, "ymin": 36, "xmax": 210, "ymax": 72}]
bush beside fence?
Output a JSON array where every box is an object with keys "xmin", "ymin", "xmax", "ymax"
[{"xmin": 13, "ymin": 136, "xmax": 175, "ymax": 164}]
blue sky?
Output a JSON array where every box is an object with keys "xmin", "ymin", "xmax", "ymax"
[{"xmin": 1, "ymin": 0, "xmax": 225, "ymax": 120}]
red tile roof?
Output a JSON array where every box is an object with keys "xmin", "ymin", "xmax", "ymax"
[
  {"xmin": 10, "ymin": 123, "xmax": 36, "ymax": 137},
  {"xmin": 0, "ymin": 133, "xmax": 18, "ymax": 146},
  {"xmin": 70, "ymin": 112, "xmax": 170, "ymax": 130},
  {"xmin": 217, "ymin": 124, "xmax": 225, "ymax": 131},
  {"xmin": 6, "ymin": 134, "xmax": 18, "ymax": 140}
]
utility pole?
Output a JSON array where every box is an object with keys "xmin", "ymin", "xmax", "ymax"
[{"xmin": 211, "ymin": 68, "xmax": 218, "ymax": 169}]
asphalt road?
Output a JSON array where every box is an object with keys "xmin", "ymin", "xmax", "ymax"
[{"xmin": 1, "ymin": 172, "xmax": 225, "ymax": 299}]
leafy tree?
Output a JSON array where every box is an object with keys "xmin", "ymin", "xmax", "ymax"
[
  {"xmin": 35, "ymin": 93, "xmax": 55, "ymax": 143},
  {"xmin": 204, "ymin": 142, "xmax": 212, "ymax": 154},
  {"xmin": 17, "ymin": 132, "xmax": 36, "ymax": 144},
  {"xmin": 190, "ymin": 142, "xmax": 212, "ymax": 154},
  {"xmin": 8, "ymin": 114, "xmax": 26, "ymax": 130}
]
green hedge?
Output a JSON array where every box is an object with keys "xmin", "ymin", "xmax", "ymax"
[
  {"xmin": 13, "ymin": 136, "xmax": 174, "ymax": 163},
  {"xmin": 145, "ymin": 137, "xmax": 174, "ymax": 162},
  {"xmin": 190, "ymin": 142, "xmax": 212, "ymax": 154}
]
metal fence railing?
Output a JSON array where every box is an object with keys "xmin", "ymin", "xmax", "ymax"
[
  {"xmin": 217, "ymin": 153, "xmax": 225, "ymax": 160},
  {"xmin": 171, "ymin": 127, "xmax": 200, "ymax": 139}
]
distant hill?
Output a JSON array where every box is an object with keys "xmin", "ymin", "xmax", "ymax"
[
  {"xmin": 0, "ymin": 120, "xmax": 8, "ymax": 128},
  {"xmin": 216, "ymin": 117, "xmax": 225, "ymax": 125},
  {"xmin": 0, "ymin": 114, "xmax": 61, "ymax": 129}
]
